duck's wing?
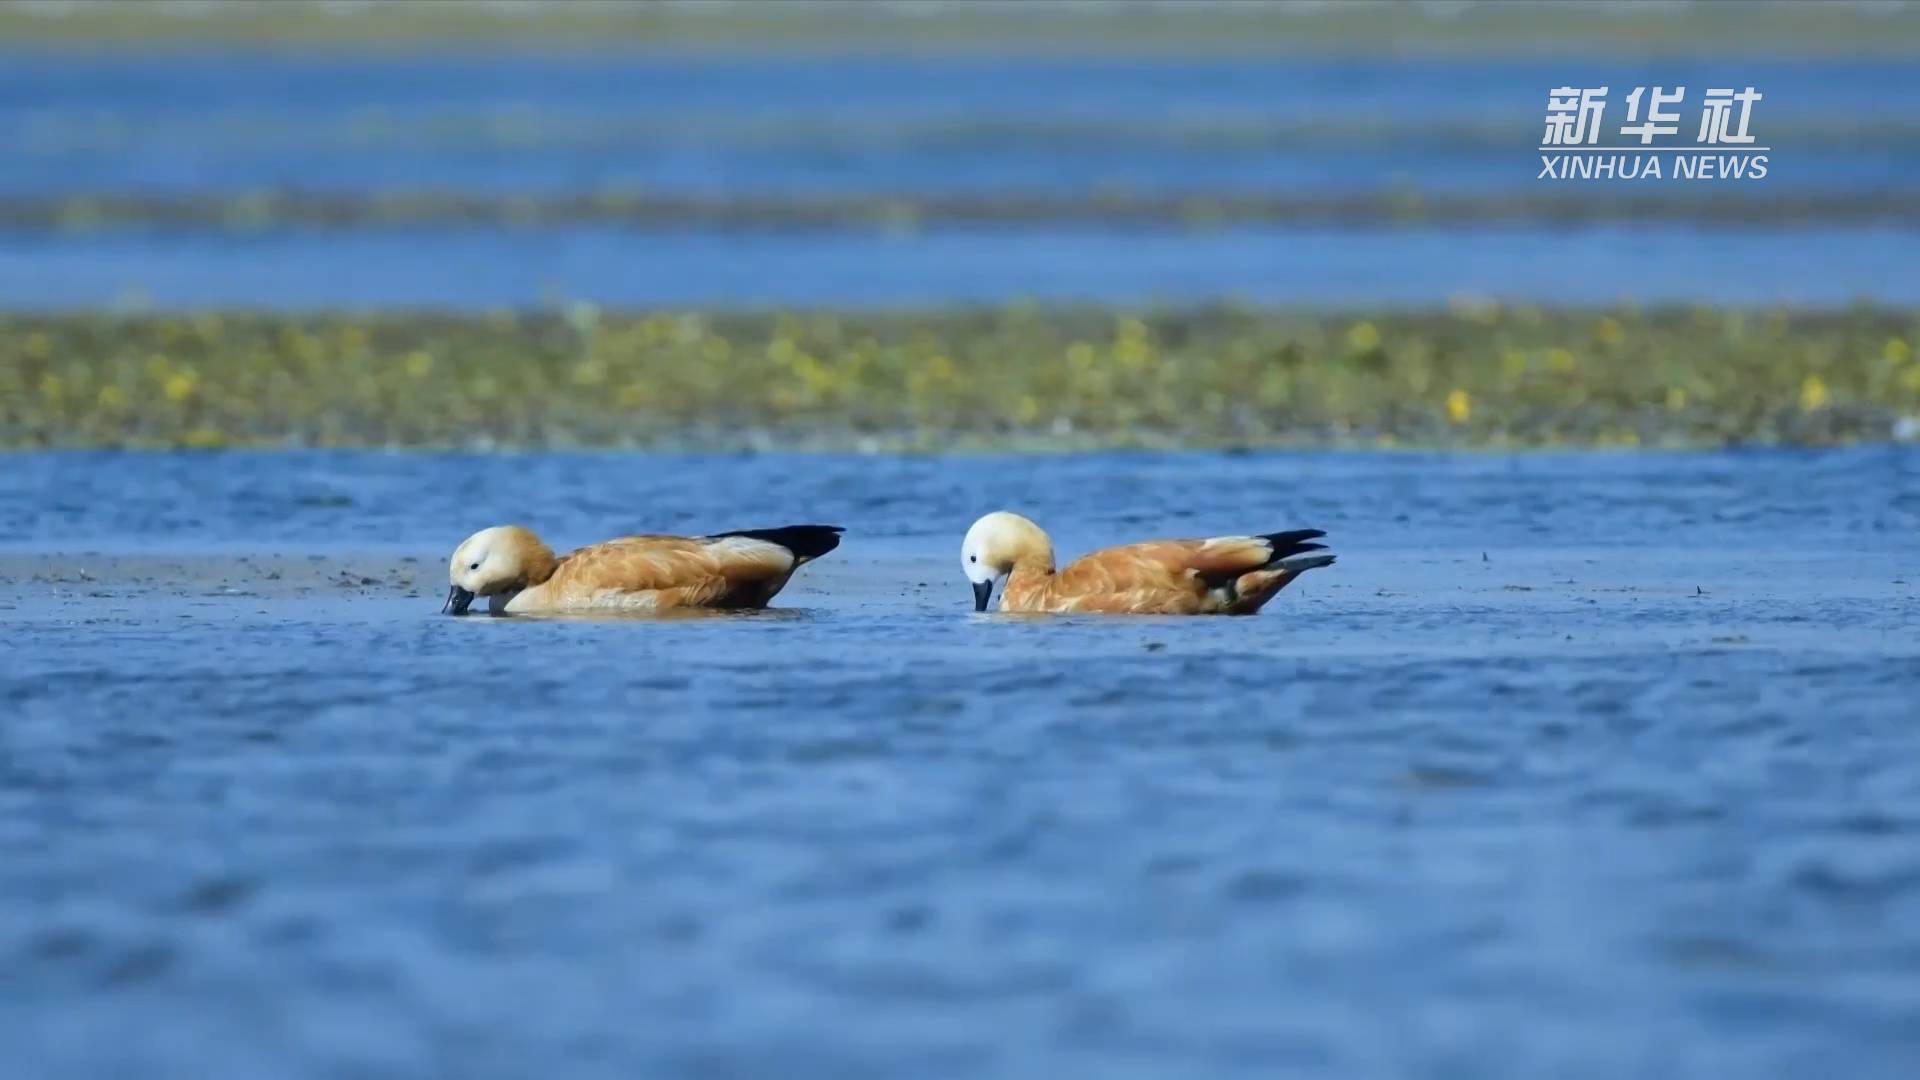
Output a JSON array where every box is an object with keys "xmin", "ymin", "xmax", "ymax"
[
  {"xmin": 546, "ymin": 526, "xmax": 841, "ymax": 607},
  {"xmin": 1060, "ymin": 530, "xmax": 1324, "ymax": 588},
  {"xmin": 701, "ymin": 524, "xmax": 843, "ymax": 565},
  {"xmin": 1183, "ymin": 529, "xmax": 1330, "ymax": 581},
  {"xmin": 545, "ymin": 536, "xmax": 729, "ymax": 597},
  {"xmin": 1049, "ymin": 530, "xmax": 1331, "ymax": 612}
]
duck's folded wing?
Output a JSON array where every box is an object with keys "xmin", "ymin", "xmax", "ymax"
[
  {"xmin": 548, "ymin": 535, "xmax": 796, "ymax": 595},
  {"xmin": 1184, "ymin": 530, "xmax": 1327, "ymax": 578},
  {"xmin": 695, "ymin": 533, "xmax": 810, "ymax": 583},
  {"xmin": 1060, "ymin": 531, "xmax": 1327, "ymax": 591},
  {"xmin": 1054, "ymin": 541, "xmax": 1214, "ymax": 593},
  {"xmin": 704, "ymin": 524, "xmax": 842, "ymax": 564}
]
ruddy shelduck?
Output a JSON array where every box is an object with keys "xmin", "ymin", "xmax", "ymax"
[
  {"xmin": 960, "ymin": 511, "xmax": 1334, "ymax": 615},
  {"xmin": 444, "ymin": 523, "xmax": 842, "ymax": 615}
]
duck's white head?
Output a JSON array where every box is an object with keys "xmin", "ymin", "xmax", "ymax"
[
  {"xmin": 960, "ymin": 511, "xmax": 1053, "ymax": 611},
  {"xmin": 445, "ymin": 525, "xmax": 555, "ymax": 616}
]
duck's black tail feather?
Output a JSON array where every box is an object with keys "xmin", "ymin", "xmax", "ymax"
[
  {"xmin": 1259, "ymin": 528, "xmax": 1328, "ymax": 565},
  {"xmin": 1277, "ymin": 553, "xmax": 1337, "ymax": 574},
  {"xmin": 710, "ymin": 524, "xmax": 844, "ymax": 562}
]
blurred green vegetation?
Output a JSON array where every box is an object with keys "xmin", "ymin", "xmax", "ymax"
[
  {"xmin": 2, "ymin": 306, "xmax": 1916, "ymax": 450},
  {"xmin": 2, "ymin": 0, "xmax": 1915, "ymax": 56},
  {"xmin": 9, "ymin": 190, "xmax": 1914, "ymax": 232}
]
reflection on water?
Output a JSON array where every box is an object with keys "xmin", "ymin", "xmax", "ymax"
[{"xmin": 2, "ymin": 449, "xmax": 1917, "ymax": 1077}]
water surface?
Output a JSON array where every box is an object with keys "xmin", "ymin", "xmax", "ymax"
[
  {"xmin": 0, "ymin": 50, "xmax": 1909, "ymax": 309},
  {"xmin": 4, "ymin": 52, "xmax": 1909, "ymax": 197},
  {"xmin": 2, "ymin": 448, "xmax": 1917, "ymax": 1077},
  {"xmin": 2, "ymin": 222, "xmax": 1910, "ymax": 310}
]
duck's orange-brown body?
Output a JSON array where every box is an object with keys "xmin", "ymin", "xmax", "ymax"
[
  {"xmin": 448, "ymin": 524, "xmax": 841, "ymax": 615},
  {"xmin": 506, "ymin": 533, "xmax": 816, "ymax": 612},
  {"xmin": 962, "ymin": 511, "xmax": 1332, "ymax": 616},
  {"xmin": 999, "ymin": 534, "xmax": 1325, "ymax": 615}
]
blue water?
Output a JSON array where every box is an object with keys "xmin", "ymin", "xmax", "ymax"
[
  {"xmin": 2, "ymin": 448, "xmax": 1918, "ymax": 1077},
  {"xmin": 2, "ymin": 52, "xmax": 1911, "ymax": 197},
  {"xmin": 1, "ymin": 223, "xmax": 1910, "ymax": 310},
  {"xmin": 0, "ymin": 50, "xmax": 1911, "ymax": 309}
]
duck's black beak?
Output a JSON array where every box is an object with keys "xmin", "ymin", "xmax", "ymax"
[
  {"xmin": 972, "ymin": 579, "xmax": 994, "ymax": 612},
  {"xmin": 444, "ymin": 585, "xmax": 475, "ymax": 616}
]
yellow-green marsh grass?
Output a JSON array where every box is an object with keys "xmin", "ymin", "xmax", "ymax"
[{"xmin": 2, "ymin": 307, "xmax": 1916, "ymax": 450}]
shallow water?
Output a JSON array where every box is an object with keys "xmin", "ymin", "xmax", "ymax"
[
  {"xmin": 2, "ymin": 448, "xmax": 1918, "ymax": 1078},
  {"xmin": 1, "ymin": 49, "xmax": 1911, "ymax": 309},
  {"xmin": 4, "ymin": 52, "xmax": 1909, "ymax": 197},
  {"xmin": 5, "ymin": 222, "xmax": 1912, "ymax": 310}
]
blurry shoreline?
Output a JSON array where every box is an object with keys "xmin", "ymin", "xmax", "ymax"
[
  {"xmin": 3, "ymin": 306, "xmax": 1914, "ymax": 451},
  {"xmin": 8, "ymin": 190, "xmax": 1914, "ymax": 231},
  {"xmin": 3, "ymin": 0, "xmax": 1917, "ymax": 56}
]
